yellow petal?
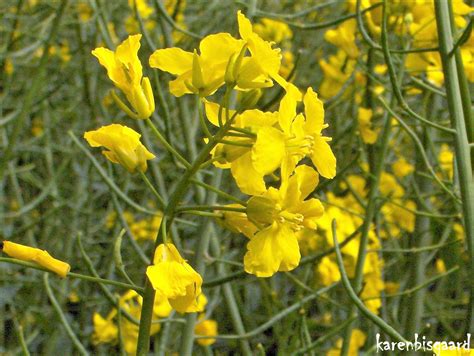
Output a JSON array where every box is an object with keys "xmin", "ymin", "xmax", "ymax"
[
  {"xmin": 231, "ymin": 151, "xmax": 266, "ymax": 195},
  {"xmin": 149, "ymin": 48, "xmax": 193, "ymax": 75},
  {"xmin": 304, "ymin": 87, "xmax": 325, "ymax": 134},
  {"xmin": 310, "ymin": 138, "xmax": 336, "ymax": 179},
  {"xmin": 252, "ymin": 127, "xmax": 285, "ymax": 175},
  {"xmin": 244, "ymin": 222, "xmax": 300, "ymax": 277},
  {"xmin": 200, "ymin": 33, "xmax": 244, "ymax": 65},
  {"xmin": 237, "ymin": 10, "xmax": 253, "ymax": 40}
]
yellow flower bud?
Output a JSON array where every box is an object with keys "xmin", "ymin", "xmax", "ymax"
[
  {"xmin": 84, "ymin": 124, "xmax": 155, "ymax": 173},
  {"xmin": 1, "ymin": 241, "xmax": 70, "ymax": 278}
]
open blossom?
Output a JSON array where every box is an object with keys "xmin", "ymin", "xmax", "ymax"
[
  {"xmin": 146, "ymin": 243, "xmax": 204, "ymax": 313},
  {"xmin": 1, "ymin": 241, "xmax": 70, "ymax": 278},
  {"xmin": 149, "ymin": 11, "xmax": 299, "ymax": 97},
  {"xmin": 244, "ymin": 165, "xmax": 324, "ymax": 277},
  {"xmin": 204, "ymin": 86, "xmax": 335, "ymax": 195},
  {"xmin": 204, "ymin": 100, "xmax": 281, "ymax": 195},
  {"xmin": 92, "ymin": 34, "xmax": 155, "ymax": 119},
  {"xmin": 92, "ymin": 290, "xmax": 171, "ymax": 353},
  {"xmin": 324, "ymin": 19, "xmax": 359, "ymax": 59},
  {"xmin": 263, "ymin": 86, "xmax": 336, "ymax": 180},
  {"xmin": 84, "ymin": 124, "xmax": 155, "ymax": 173}
]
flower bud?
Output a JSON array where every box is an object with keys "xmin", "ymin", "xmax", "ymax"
[{"xmin": 1, "ymin": 241, "xmax": 70, "ymax": 278}]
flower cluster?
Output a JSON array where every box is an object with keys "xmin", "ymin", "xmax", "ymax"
[{"xmin": 148, "ymin": 11, "xmax": 337, "ymax": 278}]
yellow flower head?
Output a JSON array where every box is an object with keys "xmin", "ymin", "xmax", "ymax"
[
  {"xmin": 357, "ymin": 107, "xmax": 379, "ymax": 144},
  {"xmin": 195, "ymin": 316, "xmax": 218, "ymax": 346},
  {"xmin": 237, "ymin": 11, "xmax": 299, "ymax": 93},
  {"xmin": 253, "ymin": 18, "xmax": 293, "ymax": 44},
  {"xmin": 438, "ymin": 143, "xmax": 454, "ymax": 178},
  {"xmin": 149, "ymin": 11, "xmax": 299, "ymax": 97},
  {"xmin": 84, "ymin": 124, "xmax": 155, "ymax": 173},
  {"xmin": 92, "ymin": 312, "xmax": 118, "ymax": 345},
  {"xmin": 316, "ymin": 256, "xmax": 341, "ymax": 286},
  {"xmin": 1, "ymin": 241, "xmax": 70, "ymax": 278},
  {"xmin": 150, "ymin": 33, "xmax": 245, "ymax": 97},
  {"xmin": 92, "ymin": 35, "xmax": 155, "ymax": 119},
  {"xmin": 324, "ymin": 19, "xmax": 359, "ymax": 59},
  {"xmin": 244, "ymin": 165, "xmax": 324, "ymax": 277},
  {"xmin": 392, "ymin": 157, "xmax": 414, "ymax": 178},
  {"xmin": 146, "ymin": 243, "xmax": 204, "ymax": 313},
  {"xmin": 276, "ymin": 87, "xmax": 337, "ymax": 179},
  {"xmin": 318, "ymin": 50, "xmax": 356, "ymax": 99},
  {"xmin": 204, "ymin": 100, "xmax": 280, "ymax": 195}
]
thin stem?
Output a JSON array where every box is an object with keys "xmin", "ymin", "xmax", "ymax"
[
  {"xmin": 434, "ymin": 0, "xmax": 474, "ymax": 333},
  {"xmin": 139, "ymin": 171, "xmax": 165, "ymax": 209},
  {"xmin": 341, "ymin": 94, "xmax": 393, "ymax": 353},
  {"xmin": 43, "ymin": 274, "xmax": 89, "ymax": 356},
  {"xmin": 332, "ymin": 220, "xmax": 407, "ymax": 343},
  {"xmin": 145, "ymin": 118, "xmax": 191, "ymax": 169},
  {"xmin": 136, "ymin": 95, "xmax": 240, "ymax": 356},
  {"xmin": 190, "ymin": 178, "xmax": 246, "ymax": 205}
]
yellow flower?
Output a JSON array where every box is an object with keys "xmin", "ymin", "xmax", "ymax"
[
  {"xmin": 439, "ymin": 143, "xmax": 454, "ymax": 179},
  {"xmin": 405, "ymin": 52, "xmax": 444, "ymax": 86},
  {"xmin": 237, "ymin": 11, "xmax": 298, "ymax": 93},
  {"xmin": 149, "ymin": 33, "xmax": 245, "ymax": 97},
  {"xmin": 315, "ymin": 256, "xmax": 341, "ymax": 286},
  {"xmin": 318, "ymin": 51, "xmax": 355, "ymax": 99},
  {"xmin": 253, "ymin": 18, "xmax": 293, "ymax": 44},
  {"xmin": 392, "ymin": 157, "xmax": 414, "ymax": 178},
  {"xmin": 204, "ymin": 100, "xmax": 280, "ymax": 195},
  {"xmin": 358, "ymin": 107, "xmax": 379, "ymax": 144},
  {"xmin": 324, "ymin": 19, "xmax": 359, "ymax": 59},
  {"xmin": 195, "ymin": 316, "xmax": 218, "ymax": 346},
  {"xmin": 31, "ymin": 117, "xmax": 44, "ymax": 137},
  {"xmin": 208, "ymin": 87, "xmax": 335, "ymax": 196},
  {"xmin": 327, "ymin": 328, "xmax": 366, "ymax": 356},
  {"xmin": 84, "ymin": 124, "xmax": 155, "ymax": 173},
  {"xmin": 276, "ymin": 87, "xmax": 337, "ymax": 179},
  {"xmin": 4, "ymin": 58, "xmax": 13, "ymax": 75},
  {"xmin": 77, "ymin": 2, "xmax": 92, "ymax": 22},
  {"xmin": 436, "ymin": 258, "xmax": 447, "ymax": 273},
  {"xmin": 92, "ymin": 312, "xmax": 118, "ymax": 345},
  {"xmin": 150, "ymin": 11, "xmax": 299, "ymax": 96},
  {"xmin": 92, "ymin": 290, "xmax": 171, "ymax": 352},
  {"xmin": 92, "ymin": 35, "xmax": 155, "ymax": 119},
  {"xmin": 146, "ymin": 244, "xmax": 204, "ymax": 313},
  {"xmin": 244, "ymin": 165, "xmax": 324, "ymax": 277},
  {"xmin": 1, "ymin": 241, "xmax": 70, "ymax": 278}
]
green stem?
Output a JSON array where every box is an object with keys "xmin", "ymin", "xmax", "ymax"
[
  {"xmin": 179, "ymin": 172, "xmax": 223, "ymax": 356},
  {"xmin": 145, "ymin": 118, "xmax": 191, "ymax": 169},
  {"xmin": 341, "ymin": 98, "xmax": 392, "ymax": 353},
  {"xmin": 404, "ymin": 124, "xmax": 433, "ymax": 335},
  {"xmin": 43, "ymin": 274, "xmax": 89, "ymax": 356},
  {"xmin": 139, "ymin": 171, "xmax": 165, "ymax": 209},
  {"xmin": 434, "ymin": 0, "xmax": 474, "ymax": 333},
  {"xmin": 332, "ymin": 220, "xmax": 407, "ymax": 343},
  {"xmin": 136, "ymin": 103, "xmax": 239, "ymax": 356},
  {"xmin": 176, "ymin": 205, "xmax": 246, "ymax": 213}
]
